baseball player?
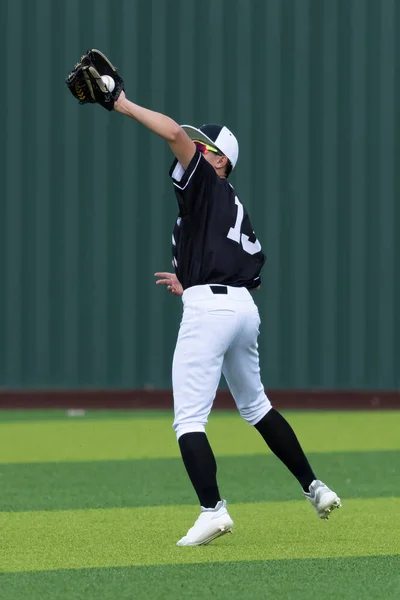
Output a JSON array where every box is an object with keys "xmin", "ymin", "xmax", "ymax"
[{"xmin": 66, "ymin": 51, "xmax": 341, "ymax": 547}]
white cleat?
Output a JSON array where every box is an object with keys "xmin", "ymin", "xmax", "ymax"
[
  {"xmin": 304, "ymin": 480, "xmax": 342, "ymax": 520},
  {"xmin": 177, "ymin": 499, "xmax": 234, "ymax": 546}
]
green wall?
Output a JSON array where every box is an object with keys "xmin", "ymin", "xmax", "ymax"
[{"xmin": 1, "ymin": 0, "xmax": 399, "ymax": 389}]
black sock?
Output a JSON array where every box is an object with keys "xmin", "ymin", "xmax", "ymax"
[
  {"xmin": 255, "ymin": 408, "xmax": 316, "ymax": 492},
  {"xmin": 178, "ymin": 432, "xmax": 221, "ymax": 508}
]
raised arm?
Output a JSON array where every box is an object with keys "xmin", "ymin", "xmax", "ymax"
[{"xmin": 114, "ymin": 91, "xmax": 196, "ymax": 168}]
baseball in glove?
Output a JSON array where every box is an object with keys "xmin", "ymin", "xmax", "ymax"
[{"xmin": 65, "ymin": 49, "xmax": 124, "ymax": 111}]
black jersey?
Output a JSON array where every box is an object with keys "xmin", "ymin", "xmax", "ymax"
[{"xmin": 170, "ymin": 148, "xmax": 266, "ymax": 291}]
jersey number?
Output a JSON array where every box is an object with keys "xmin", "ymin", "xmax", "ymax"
[{"xmin": 227, "ymin": 197, "xmax": 262, "ymax": 255}]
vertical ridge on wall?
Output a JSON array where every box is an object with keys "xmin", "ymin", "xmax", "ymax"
[
  {"xmin": 349, "ymin": 0, "xmax": 367, "ymax": 387},
  {"xmin": 62, "ymin": 0, "xmax": 80, "ymax": 385},
  {"xmin": 278, "ymin": 0, "xmax": 295, "ymax": 387},
  {"xmin": 5, "ymin": 0, "xmax": 23, "ymax": 385},
  {"xmin": 395, "ymin": 0, "xmax": 400, "ymax": 390},
  {"xmin": 147, "ymin": 0, "xmax": 167, "ymax": 387},
  {"xmin": 91, "ymin": 0, "xmax": 110, "ymax": 386},
  {"xmin": 308, "ymin": 0, "xmax": 324, "ymax": 386},
  {"xmin": 292, "ymin": 0, "xmax": 310, "ymax": 386},
  {"xmin": 262, "ymin": 0, "xmax": 282, "ymax": 385},
  {"xmin": 235, "ymin": 0, "xmax": 253, "ymax": 209},
  {"xmin": 336, "ymin": 0, "xmax": 351, "ymax": 387},
  {"xmin": 365, "ymin": 0, "xmax": 381, "ymax": 388},
  {"xmin": 0, "ymin": 0, "xmax": 6, "ymax": 384},
  {"xmin": 320, "ymin": 0, "xmax": 338, "ymax": 388},
  {"xmin": 2, "ymin": 0, "xmax": 399, "ymax": 390},
  {"xmin": 34, "ymin": 0, "xmax": 51, "ymax": 382},
  {"xmin": 377, "ymin": 0, "xmax": 395, "ymax": 387},
  {"xmin": 49, "ymin": 0, "xmax": 64, "ymax": 385},
  {"xmin": 118, "ymin": 0, "xmax": 139, "ymax": 387}
]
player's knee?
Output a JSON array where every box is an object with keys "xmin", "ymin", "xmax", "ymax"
[
  {"xmin": 173, "ymin": 395, "xmax": 211, "ymax": 440},
  {"xmin": 238, "ymin": 394, "xmax": 272, "ymax": 425},
  {"xmin": 174, "ymin": 421, "xmax": 206, "ymax": 440}
]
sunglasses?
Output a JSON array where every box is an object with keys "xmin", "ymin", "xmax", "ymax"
[{"xmin": 193, "ymin": 140, "xmax": 222, "ymax": 156}]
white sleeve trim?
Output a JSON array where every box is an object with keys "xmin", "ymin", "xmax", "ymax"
[
  {"xmin": 172, "ymin": 154, "xmax": 202, "ymax": 190},
  {"xmin": 171, "ymin": 162, "xmax": 185, "ymax": 182}
]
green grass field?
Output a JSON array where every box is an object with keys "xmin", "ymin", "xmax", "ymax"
[{"xmin": 0, "ymin": 409, "xmax": 399, "ymax": 599}]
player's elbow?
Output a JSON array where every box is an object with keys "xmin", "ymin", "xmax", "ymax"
[{"xmin": 166, "ymin": 123, "xmax": 183, "ymax": 143}]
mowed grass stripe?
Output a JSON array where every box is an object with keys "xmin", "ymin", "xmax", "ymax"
[
  {"xmin": 1, "ymin": 411, "xmax": 399, "ymax": 464},
  {"xmin": 1, "ymin": 450, "xmax": 399, "ymax": 512},
  {"xmin": 1, "ymin": 498, "xmax": 399, "ymax": 573},
  {"xmin": 0, "ymin": 410, "xmax": 173, "ymax": 423},
  {"xmin": 1, "ymin": 556, "xmax": 399, "ymax": 600}
]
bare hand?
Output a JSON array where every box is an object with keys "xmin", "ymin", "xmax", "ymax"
[{"xmin": 154, "ymin": 272, "xmax": 184, "ymax": 296}]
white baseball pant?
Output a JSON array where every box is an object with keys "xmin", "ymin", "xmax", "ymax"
[{"xmin": 172, "ymin": 284, "xmax": 272, "ymax": 439}]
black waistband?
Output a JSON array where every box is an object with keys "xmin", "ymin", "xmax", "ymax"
[{"xmin": 210, "ymin": 285, "xmax": 228, "ymax": 294}]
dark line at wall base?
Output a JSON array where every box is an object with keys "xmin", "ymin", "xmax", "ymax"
[{"xmin": 0, "ymin": 390, "xmax": 399, "ymax": 410}]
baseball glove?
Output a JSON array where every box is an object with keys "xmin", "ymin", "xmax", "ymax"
[{"xmin": 65, "ymin": 49, "xmax": 124, "ymax": 111}]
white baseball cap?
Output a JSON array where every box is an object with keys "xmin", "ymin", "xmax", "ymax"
[{"xmin": 181, "ymin": 123, "xmax": 239, "ymax": 169}]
